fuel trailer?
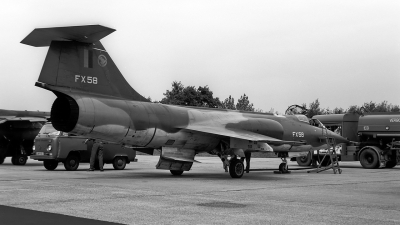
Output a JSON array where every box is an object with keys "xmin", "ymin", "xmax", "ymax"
[{"xmin": 296, "ymin": 113, "xmax": 400, "ymax": 169}]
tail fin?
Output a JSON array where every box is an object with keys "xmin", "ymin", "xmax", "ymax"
[{"xmin": 21, "ymin": 25, "xmax": 148, "ymax": 102}]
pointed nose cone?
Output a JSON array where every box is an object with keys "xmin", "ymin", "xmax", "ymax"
[{"xmin": 329, "ymin": 131, "xmax": 350, "ymax": 145}]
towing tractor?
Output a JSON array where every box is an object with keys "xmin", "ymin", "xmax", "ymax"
[{"xmin": 295, "ymin": 113, "xmax": 400, "ymax": 169}]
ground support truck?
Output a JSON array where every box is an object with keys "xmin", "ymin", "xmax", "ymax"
[
  {"xmin": 30, "ymin": 123, "xmax": 137, "ymax": 171},
  {"xmin": 294, "ymin": 113, "xmax": 400, "ymax": 169}
]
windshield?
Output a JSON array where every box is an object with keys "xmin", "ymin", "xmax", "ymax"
[
  {"xmin": 295, "ymin": 115, "xmax": 310, "ymax": 124},
  {"xmin": 309, "ymin": 118, "xmax": 326, "ymax": 129},
  {"xmin": 39, "ymin": 124, "xmax": 60, "ymax": 135}
]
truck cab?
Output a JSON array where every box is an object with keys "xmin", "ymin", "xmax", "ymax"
[{"xmin": 30, "ymin": 123, "xmax": 136, "ymax": 171}]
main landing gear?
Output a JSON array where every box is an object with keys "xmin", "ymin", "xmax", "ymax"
[
  {"xmin": 229, "ymin": 157, "xmax": 245, "ymax": 178},
  {"xmin": 217, "ymin": 150, "xmax": 292, "ymax": 177},
  {"xmin": 217, "ymin": 153, "xmax": 250, "ymax": 179}
]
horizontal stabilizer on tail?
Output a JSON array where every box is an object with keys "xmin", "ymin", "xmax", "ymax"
[
  {"xmin": 22, "ymin": 24, "xmax": 149, "ymax": 102},
  {"xmin": 21, "ymin": 25, "xmax": 115, "ymax": 47}
]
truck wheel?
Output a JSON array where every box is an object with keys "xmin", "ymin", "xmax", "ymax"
[
  {"xmin": 12, "ymin": 155, "xmax": 27, "ymax": 165},
  {"xmin": 64, "ymin": 155, "xmax": 80, "ymax": 171},
  {"xmin": 112, "ymin": 157, "xmax": 126, "ymax": 170},
  {"xmin": 229, "ymin": 158, "xmax": 244, "ymax": 178},
  {"xmin": 360, "ymin": 149, "xmax": 379, "ymax": 169},
  {"xmin": 44, "ymin": 161, "xmax": 58, "ymax": 170},
  {"xmin": 385, "ymin": 160, "xmax": 397, "ymax": 168},
  {"xmin": 296, "ymin": 152, "xmax": 312, "ymax": 166},
  {"xmin": 170, "ymin": 170, "xmax": 184, "ymax": 176}
]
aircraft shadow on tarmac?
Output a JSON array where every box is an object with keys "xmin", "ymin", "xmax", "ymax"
[
  {"xmin": 84, "ymin": 169, "xmax": 292, "ymax": 181},
  {"xmin": 25, "ymin": 166, "xmax": 290, "ymax": 181}
]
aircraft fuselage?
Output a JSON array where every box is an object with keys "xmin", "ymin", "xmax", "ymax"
[{"xmin": 51, "ymin": 91, "xmax": 346, "ymax": 154}]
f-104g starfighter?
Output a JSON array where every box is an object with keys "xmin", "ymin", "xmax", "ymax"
[{"xmin": 21, "ymin": 25, "xmax": 348, "ymax": 178}]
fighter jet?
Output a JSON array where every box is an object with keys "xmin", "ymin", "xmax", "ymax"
[
  {"xmin": 0, "ymin": 109, "xmax": 49, "ymax": 164},
  {"xmin": 21, "ymin": 25, "xmax": 348, "ymax": 178}
]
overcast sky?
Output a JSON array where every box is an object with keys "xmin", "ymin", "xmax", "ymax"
[{"xmin": 0, "ymin": 0, "xmax": 399, "ymax": 113}]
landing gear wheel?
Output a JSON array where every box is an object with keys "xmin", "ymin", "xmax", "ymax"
[
  {"xmin": 170, "ymin": 170, "xmax": 184, "ymax": 176},
  {"xmin": 63, "ymin": 155, "xmax": 80, "ymax": 171},
  {"xmin": 113, "ymin": 157, "xmax": 126, "ymax": 170},
  {"xmin": 296, "ymin": 152, "xmax": 312, "ymax": 166},
  {"xmin": 12, "ymin": 155, "xmax": 27, "ymax": 165},
  {"xmin": 279, "ymin": 163, "xmax": 289, "ymax": 173},
  {"xmin": 360, "ymin": 149, "xmax": 379, "ymax": 169},
  {"xmin": 43, "ymin": 161, "xmax": 58, "ymax": 170},
  {"xmin": 0, "ymin": 156, "xmax": 5, "ymax": 164},
  {"xmin": 229, "ymin": 159, "xmax": 244, "ymax": 178},
  {"xmin": 385, "ymin": 160, "xmax": 397, "ymax": 168}
]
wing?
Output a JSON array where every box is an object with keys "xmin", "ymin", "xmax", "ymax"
[
  {"xmin": 181, "ymin": 125, "xmax": 305, "ymax": 146},
  {"xmin": 0, "ymin": 116, "xmax": 48, "ymax": 124}
]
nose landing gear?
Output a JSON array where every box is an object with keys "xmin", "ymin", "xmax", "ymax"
[{"xmin": 274, "ymin": 155, "xmax": 291, "ymax": 174}]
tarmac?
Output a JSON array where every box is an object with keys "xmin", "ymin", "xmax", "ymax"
[{"xmin": 1, "ymin": 155, "xmax": 400, "ymax": 225}]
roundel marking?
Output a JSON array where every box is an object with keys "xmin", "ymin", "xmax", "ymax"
[{"xmin": 98, "ymin": 55, "xmax": 107, "ymax": 67}]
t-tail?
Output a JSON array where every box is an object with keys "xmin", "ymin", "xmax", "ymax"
[
  {"xmin": 21, "ymin": 25, "xmax": 147, "ymax": 102},
  {"xmin": 21, "ymin": 25, "xmax": 149, "ymax": 137}
]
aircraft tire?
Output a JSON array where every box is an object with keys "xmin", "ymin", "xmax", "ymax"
[
  {"xmin": 360, "ymin": 149, "xmax": 379, "ymax": 169},
  {"xmin": 279, "ymin": 163, "xmax": 288, "ymax": 172},
  {"xmin": 0, "ymin": 156, "xmax": 5, "ymax": 164},
  {"xmin": 385, "ymin": 160, "xmax": 397, "ymax": 168},
  {"xmin": 112, "ymin": 157, "xmax": 126, "ymax": 170},
  {"xmin": 44, "ymin": 160, "xmax": 58, "ymax": 170},
  {"xmin": 296, "ymin": 152, "xmax": 312, "ymax": 166},
  {"xmin": 170, "ymin": 170, "xmax": 184, "ymax": 176},
  {"xmin": 64, "ymin": 155, "xmax": 79, "ymax": 171},
  {"xmin": 229, "ymin": 159, "xmax": 244, "ymax": 178}
]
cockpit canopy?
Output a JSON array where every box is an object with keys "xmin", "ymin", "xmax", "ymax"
[{"xmin": 286, "ymin": 114, "xmax": 327, "ymax": 129}]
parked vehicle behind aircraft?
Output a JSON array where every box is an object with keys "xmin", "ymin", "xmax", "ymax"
[
  {"xmin": 294, "ymin": 113, "xmax": 400, "ymax": 169},
  {"xmin": 31, "ymin": 123, "xmax": 137, "ymax": 171},
  {"xmin": 0, "ymin": 109, "xmax": 49, "ymax": 165}
]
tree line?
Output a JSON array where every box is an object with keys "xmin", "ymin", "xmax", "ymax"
[
  {"xmin": 151, "ymin": 81, "xmax": 258, "ymax": 111},
  {"xmin": 151, "ymin": 81, "xmax": 399, "ymax": 117},
  {"xmin": 304, "ymin": 99, "xmax": 400, "ymax": 118}
]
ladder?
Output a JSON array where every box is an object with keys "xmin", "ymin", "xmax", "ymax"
[{"xmin": 308, "ymin": 136, "xmax": 342, "ymax": 174}]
